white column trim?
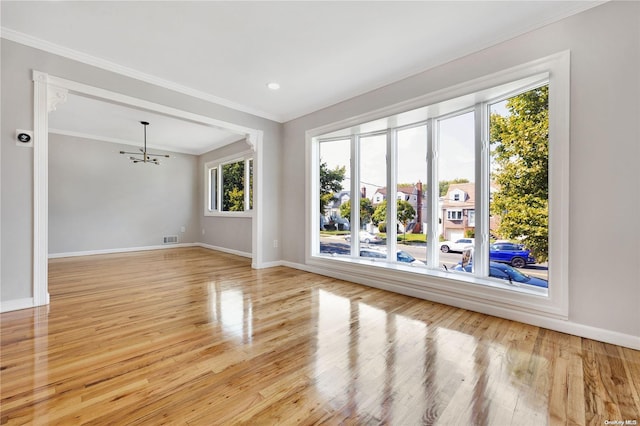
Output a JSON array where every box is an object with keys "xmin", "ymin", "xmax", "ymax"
[
  {"xmin": 32, "ymin": 70, "xmax": 50, "ymax": 306},
  {"xmin": 251, "ymin": 130, "xmax": 265, "ymax": 269}
]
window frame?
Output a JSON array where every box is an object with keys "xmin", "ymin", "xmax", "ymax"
[
  {"xmin": 306, "ymin": 52, "xmax": 570, "ymax": 320},
  {"xmin": 204, "ymin": 150, "xmax": 254, "ymax": 217},
  {"xmin": 468, "ymin": 209, "xmax": 475, "ymax": 227},
  {"xmin": 447, "ymin": 210, "xmax": 463, "ymax": 220}
]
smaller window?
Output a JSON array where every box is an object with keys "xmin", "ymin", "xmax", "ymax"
[{"xmin": 205, "ymin": 152, "xmax": 253, "ymax": 216}]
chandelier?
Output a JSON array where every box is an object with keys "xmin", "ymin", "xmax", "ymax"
[{"xmin": 120, "ymin": 121, "xmax": 169, "ymax": 165}]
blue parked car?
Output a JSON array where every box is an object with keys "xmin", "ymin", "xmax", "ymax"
[
  {"xmin": 453, "ymin": 261, "xmax": 548, "ymax": 288},
  {"xmin": 489, "ymin": 242, "xmax": 536, "ymax": 268},
  {"xmin": 360, "ymin": 248, "xmax": 424, "ymax": 265}
]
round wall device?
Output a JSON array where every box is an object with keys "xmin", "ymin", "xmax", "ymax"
[{"xmin": 17, "ymin": 133, "xmax": 31, "ymax": 143}]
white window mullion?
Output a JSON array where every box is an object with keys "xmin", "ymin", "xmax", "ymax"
[
  {"xmin": 310, "ymin": 138, "xmax": 320, "ymax": 256},
  {"xmin": 474, "ymin": 103, "xmax": 490, "ymax": 278},
  {"xmin": 217, "ymin": 166, "xmax": 223, "ymax": 213},
  {"xmin": 351, "ymin": 135, "xmax": 360, "ymax": 257},
  {"xmin": 426, "ymin": 119, "xmax": 439, "ymax": 270},
  {"xmin": 387, "ymin": 129, "xmax": 397, "ymax": 261},
  {"xmin": 211, "ymin": 167, "xmax": 218, "ymax": 212},
  {"xmin": 244, "ymin": 159, "xmax": 250, "ymax": 211}
]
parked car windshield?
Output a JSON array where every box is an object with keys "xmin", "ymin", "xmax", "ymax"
[{"xmin": 502, "ymin": 266, "xmax": 529, "ymax": 281}]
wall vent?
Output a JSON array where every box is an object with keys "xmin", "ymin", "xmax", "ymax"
[{"xmin": 163, "ymin": 235, "xmax": 178, "ymax": 244}]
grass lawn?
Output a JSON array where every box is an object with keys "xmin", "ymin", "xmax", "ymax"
[
  {"xmin": 321, "ymin": 230, "xmax": 426, "ymax": 244},
  {"xmin": 320, "ymin": 230, "xmax": 350, "ymax": 236},
  {"xmin": 378, "ymin": 233, "xmax": 427, "ymax": 244}
]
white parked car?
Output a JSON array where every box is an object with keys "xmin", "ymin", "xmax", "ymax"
[
  {"xmin": 344, "ymin": 231, "xmax": 382, "ymax": 244},
  {"xmin": 439, "ymin": 238, "xmax": 475, "ymax": 253}
]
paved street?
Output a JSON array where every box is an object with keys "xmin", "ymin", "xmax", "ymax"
[{"xmin": 319, "ymin": 235, "xmax": 549, "ymax": 280}]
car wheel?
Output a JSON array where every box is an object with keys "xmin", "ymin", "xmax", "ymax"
[
  {"xmin": 440, "ymin": 245, "xmax": 449, "ymax": 253},
  {"xmin": 511, "ymin": 257, "xmax": 526, "ymax": 268},
  {"xmin": 364, "ymin": 238, "xmax": 370, "ymax": 244}
]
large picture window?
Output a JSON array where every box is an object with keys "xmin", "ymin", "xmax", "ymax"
[
  {"xmin": 308, "ymin": 53, "xmax": 570, "ymax": 318},
  {"xmin": 205, "ymin": 152, "xmax": 253, "ymax": 216},
  {"xmin": 315, "ymin": 82, "xmax": 549, "ymax": 289}
]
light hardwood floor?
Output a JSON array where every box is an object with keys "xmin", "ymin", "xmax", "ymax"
[{"xmin": 1, "ymin": 247, "xmax": 639, "ymax": 425}]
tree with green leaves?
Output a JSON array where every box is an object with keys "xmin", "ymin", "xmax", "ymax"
[
  {"xmin": 439, "ymin": 178, "xmax": 470, "ymax": 197},
  {"xmin": 371, "ymin": 201, "xmax": 386, "ymax": 226},
  {"xmin": 339, "ymin": 198, "xmax": 374, "ymax": 227},
  {"xmin": 319, "ymin": 161, "xmax": 346, "ymax": 215},
  {"xmin": 371, "ymin": 199, "xmax": 416, "ymax": 241},
  {"xmin": 397, "ymin": 200, "xmax": 416, "ymax": 241},
  {"xmin": 490, "ymin": 85, "xmax": 549, "ymax": 262}
]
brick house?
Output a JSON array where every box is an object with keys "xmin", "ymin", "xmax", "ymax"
[{"xmin": 441, "ymin": 182, "xmax": 499, "ymax": 240}]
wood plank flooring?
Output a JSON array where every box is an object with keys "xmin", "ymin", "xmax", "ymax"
[{"xmin": 1, "ymin": 247, "xmax": 639, "ymax": 425}]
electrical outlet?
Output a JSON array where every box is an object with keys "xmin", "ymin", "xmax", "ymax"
[
  {"xmin": 181, "ymin": 226, "xmax": 186, "ymax": 233},
  {"xmin": 202, "ymin": 229, "xmax": 206, "ymax": 235},
  {"xmin": 273, "ymin": 239, "xmax": 278, "ymax": 248}
]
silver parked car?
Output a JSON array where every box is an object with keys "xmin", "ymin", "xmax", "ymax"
[{"xmin": 344, "ymin": 231, "xmax": 382, "ymax": 244}]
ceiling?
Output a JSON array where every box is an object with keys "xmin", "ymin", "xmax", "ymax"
[{"xmin": 1, "ymin": 1, "xmax": 602, "ymax": 154}]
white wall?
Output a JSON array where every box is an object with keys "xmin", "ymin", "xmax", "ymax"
[
  {"xmin": 49, "ymin": 134, "xmax": 199, "ymax": 254},
  {"xmin": 282, "ymin": 2, "xmax": 640, "ymax": 340}
]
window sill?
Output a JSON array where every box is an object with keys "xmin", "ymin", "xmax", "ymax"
[
  {"xmin": 204, "ymin": 211, "xmax": 253, "ymax": 218},
  {"xmin": 307, "ymin": 254, "xmax": 562, "ymax": 320}
]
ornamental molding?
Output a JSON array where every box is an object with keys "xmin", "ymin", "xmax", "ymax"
[
  {"xmin": 47, "ymin": 85, "xmax": 68, "ymax": 112},
  {"xmin": 245, "ymin": 135, "xmax": 257, "ymax": 151}
]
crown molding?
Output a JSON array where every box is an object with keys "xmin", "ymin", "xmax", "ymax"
[
  {"xmin": 49, "ymin": 128, "xmax": 245, "ymax": 156},
  {"xmin": 1, "ymin": 28, "xmax": 285, "ymax": 123}
]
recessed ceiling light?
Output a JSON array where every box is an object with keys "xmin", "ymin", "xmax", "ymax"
[{"xmin": 267, "ymin": 82, "xmax": 280, "ymax": 90}]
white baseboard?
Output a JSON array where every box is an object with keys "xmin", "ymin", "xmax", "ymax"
[
  {"xmin": 282, "ymin": 261, "xmax": 640, "ymax": 350},
  {"xmin": 48, "ymin": 243, "xmax": 282, "ymax": 269},
  {"xmin": 252, "ymin": 260, "xmax": 285, "ymax": 269},
  {"xmin": 48, "ymin": 243, "xmax": 197, "ymax": 259},
  {"xmin": 0, "ymin": 297, "xmax": 35, "ymax": 313},
  {"xmin": 196, "ymin": 243, "xmax": 252, "ymax": 259},
  {"xmin": 280, "ymin": 260, "xmax": 314, "ymax": 272}
]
